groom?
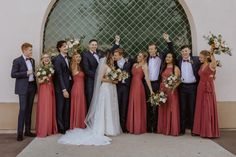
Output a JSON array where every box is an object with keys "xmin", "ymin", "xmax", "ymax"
[{"xmin": 53, "ymin": 40, "xmax": 72, "ymax": 134}]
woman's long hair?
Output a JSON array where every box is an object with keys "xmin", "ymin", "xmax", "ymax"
[
  {"xmin": 200, "ymin": 50, "xmax": 211, "ymax": 63},
  {"xmin": 70, "ymin": 52, "xmax": 83, "ymax": 75},
  {"xmin": 104, "ymin": 49, "xmax": 114, "ymax": 68},
  {"xmin": 40, "ymin": 53, "xmax": 52, "ymax": 67},
  {"xmin": 158, "ymin": 52, "xmax": 177, "ymax": 81}
]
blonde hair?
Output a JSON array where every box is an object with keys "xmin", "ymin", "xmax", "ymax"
[
  {"xmin": 40, "ymin": 53, "xmax": 51, "ymax": 66},
  {"xmin": 71, "ymin": 52, "xmax": 81, "ymax": 74}
]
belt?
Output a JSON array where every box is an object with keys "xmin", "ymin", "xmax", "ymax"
[{"xmin": 151, "ymin": 80, "xmax": 158, "ymax": 83}]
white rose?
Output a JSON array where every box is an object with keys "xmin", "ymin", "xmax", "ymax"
[
  {"xmin": 215, "ymin": 42, "xmax": 220, "ymax": 48},
  {"xmin": 42, "ymin": 71, "xmax": 46, "ymax": 75},
  {"xmin": 163, "ymin": 99, "xmax": 167, "ymax": 103},
  {"xmin": 74, "ymin": 39, "xmax": 80, "ymax": 44},
  {"xmin": 37, "ymin": 72, "xmax": 41, "ymax": 76}
]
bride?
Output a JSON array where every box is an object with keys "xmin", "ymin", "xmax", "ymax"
[{"xmin": 58, "ymin": 50, "xmax": 122, "ymax": 145}]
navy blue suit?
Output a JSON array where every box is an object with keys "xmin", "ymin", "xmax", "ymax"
[
  {"xmin": 177, "ymin": 55, "xmax": 201, "ymax": 133},
  {"xmin": 11, "ymin": 56, "xmax": 37, "ymax": 135},
  {"xmin": 114, "ymin": 59, "xmax": 132, "ymax": 132},
  {"xmin": 53, "ymin": 54, "xmax": 72, "ymax": 132}
]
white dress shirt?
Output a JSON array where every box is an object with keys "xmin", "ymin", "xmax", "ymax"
[
  {"xmin": 181, "ymin": 57, "xmax": 196, "ymax": 83},
  {"xmin": 148, "ymin": 56, "xmax": 161, "ymax": 81},
  {"xmin": 117, "ymin": 57, "xmax": 125, "ymax": 69},
  {"xmin": 117, "ymin": 57, "xmax": 126, "ymax": 83},
  {"xmin": 61, "ymin": 53, "xmax": 72, "ymax": 80},
  {"xmin": 61, "ymin": 53, "xmax": 69, "ymax": 67},
  {"xmin": 23, "ymin": 54, "xmax": 34, "ymax": 82},
  {"xmin": 90, "ymin": 51, "xmax": 99, "ymax": 63}
]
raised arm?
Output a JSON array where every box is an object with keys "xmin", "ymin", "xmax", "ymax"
[
  {"xmin": 163, "ymin": 33, "xmax": 175, "ymax": 55},
  {"xmin": 209, "ymin": 50, "xmax": 217, "ymax": 71},
  {"xmin": 110, "ymin": 35, "xmax": 120, "ymax": 53}
]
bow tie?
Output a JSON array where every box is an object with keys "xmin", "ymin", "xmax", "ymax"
[
  {"xmin": 64, "ymin": 55, "xmax": 68, "ymax": 59},
  {"xmin": 150, "ymin": 56, "xmax": 156, "ymax": 59},
  {"xmin": 183, "ymin": 59, "xmax": 190, "ymax": 62},
  {"xmin": 93, "ymin": 52, "xmax": 97, "ymax": 55},
  {"xmin": 25, "ymin": 58, "xmax": 31, "ymax": 61}
]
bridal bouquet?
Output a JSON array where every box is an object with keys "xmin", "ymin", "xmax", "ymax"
[
  {"xmin": 203, "ymin": 32, "xmax": 232, "ymax": 56},
  {"xmin": 117, "ymin": 69, "xmax": 129, "ymax": 82},
  {"xmin": 107, "ymin": 68, "xmax": 120, "ymax": 81},
  {"xmin": 107, "ymin": 68, "xmax": 129, "ymax": 81},
  {"xmin": 36, "ymin": 64, "xmax": 54, "ymax": 83},
  {"xmin": 148, "ymin": 91, "xmax": 167, "ymax": 107},
  {"xmin": 164, "ymin": 74, "xmax": 181, "ymax": 90}
]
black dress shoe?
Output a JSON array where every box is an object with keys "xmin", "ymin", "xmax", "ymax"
[
  {"xmin": 24, "ymin": 132, "xmax": 36, "ymax": 137},
  {"xmin": 179, "ymin": 131, "xmax": 185, "ymax": 136},
  {"xmin": 17, "ymin": 134, "xmax": 23, "ymax": 141},
  {"xmin": 59, "ymin": 130, "xmax": 66, "ymax": 134}
]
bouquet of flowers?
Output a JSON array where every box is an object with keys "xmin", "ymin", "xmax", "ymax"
[
  {"xmin": 117, "ymin": 69, "xmax": 129, "ymax": 82},
  {"xmin": 164, "ymin": 74, "xmax": 181, "ymax": 90},
  {"xmin": 148, "ymin": 91, "xmax": 167, "ymax": 107},
  {"xmin": 107, "ymin": 68, "xmax": 120, "ymax": 81},
  {"xmin": 65, "ymin": 35, "xmax": 85, "ymax": 57},
  {"xmin": 45, "ymin": 48, "xmax": 58, "ymax": 59},
  {"xmin": 107, "ymin": 68, "xmax": 129, "ymax": 82},
  {"xmin": 36, "ymin": 64, "xmax": 54, "ymax": 83},
  {"xmin": 203, "ymin": 32, "xmax": 232, "ymax": 56}
]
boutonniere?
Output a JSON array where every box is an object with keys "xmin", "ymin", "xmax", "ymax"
[
  {"xmin": 189, "ymin": 59, "xmax": 194, "ymax": 64},
  {"xmin": 125, "ymin": 58, "xmax": 129, "ymax": 63}
]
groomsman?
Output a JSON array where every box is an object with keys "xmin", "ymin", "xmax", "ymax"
[
  {"xmin": 53, "ymin": 40, "xmax": 72, "ymax": 134},
  {"xmin": 82, "ymin": 39, "xmax": 103, "ymax": 109},
  {"xmin": 11, "ymin": 43, "xmax": 37, "ymax": 141},
  {"xmin": 146, "ymin": 33, "xmax": 174, "ymax": 133},
  {"xmin": 177, "ymin": 45, "xmax": 201, "ymax": 135},
  {"xmin": 113, "ymin": 36, "xmax": 132, "ymax": 132}
]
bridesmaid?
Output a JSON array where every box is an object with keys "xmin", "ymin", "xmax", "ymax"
[
  {"xmin": 157, "ymin": 52, "xmax": 180, "ymax": 136},
  {"xmin": 192, "ymin": 50, "xmax": 220, "ymax": 138},
  {"xmin": 70, "ymin": 52, "xmax": 86, "ymax": 129},
  {"xmin": 36, "ymin": 54, "xmax": 57, "ymax": 137},
  {"xmin": 127, "ymin": 51, "xmax": 154, "ymax": 134}
]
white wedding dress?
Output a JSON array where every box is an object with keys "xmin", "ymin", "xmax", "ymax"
[{"xmin": 58, "ymin": 57, "xmax": 122, "ymax": 146}]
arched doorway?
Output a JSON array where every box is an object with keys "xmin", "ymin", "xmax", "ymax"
[{"xmin": 43, "ymin": 0, "xmax": 192, "ymax": 57}]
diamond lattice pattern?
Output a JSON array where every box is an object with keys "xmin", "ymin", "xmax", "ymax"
[{"xmin": 44, "ymin": 0, "xmax": 192, "ymax": 57}]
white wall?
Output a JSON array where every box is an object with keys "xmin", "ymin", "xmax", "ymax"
[
  {"xmin": 0, "ymin": 0, "xmax": 235, "ymax": 102},
  {"xmin": 0, "ymin": 0, "xmax": 51, "ymax": 102}
]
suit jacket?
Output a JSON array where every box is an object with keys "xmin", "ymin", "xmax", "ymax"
[
  {"xmin": 177, "ymin": 56, "xmax": 201, "ymax": 83},
  {"xmin": 11, "ymin": 56, "xmax": 36, "ymax": 94},
  {"xmin": 82, "ymin": 50, "xmax": 103, "ymax": 80},
  {"xmin": 52, "ymin": 54, "xmax": 72, "ymax": 92},
  {"xmin": 114, "ymin": 59, "xmax": 133, "ymax": 87}
]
